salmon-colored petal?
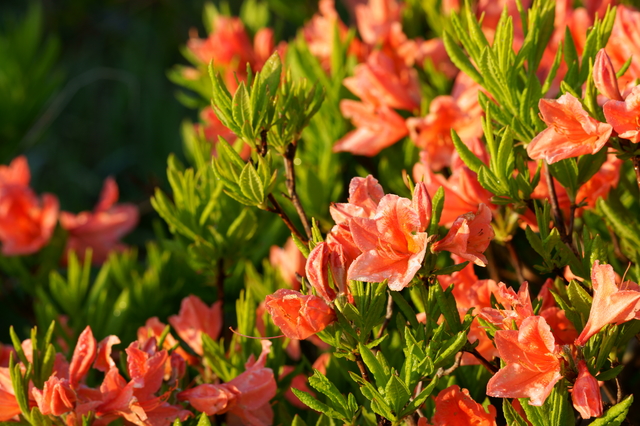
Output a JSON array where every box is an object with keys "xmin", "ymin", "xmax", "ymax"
[
  {"xmin": 576, "ymin": 262, "xmax": 640, "ymax": 345},
  {"xmin": 603, "ymin": 86, "xmax": 640, "ymax": 143},
  {"xmin": 430, "ymin": 385, "xmax": 497, "ymax": 426},
  {"xmin": 69, "ymin": 326, "xmax": 97, "ymax": 389},
  {"xmin": 487, "ymin": 362, "xmax": 563, "ymax": 406},
  {"xmin": 0, "ymin": 156, "xmax": 30, "ymax": 187},
  {"xmin": 594, "ymin": 49, "xmax": 623, "ymax": 101},
  {"xmin": 572, "ymin": 360, "xmax": 603, "ymax": 419},
  {"xmin": 265, "ymin": 289, "xmax": 336, "ymax": 340},
  {"xmin": 528, "ymin": 94, "xmax": 613, "ymax": 163},
  {"xmin": 95, "ymin": 335, "xmax": 121, "ymax": 372},
  {"xmin": 306, "ymin": 242, "xmax": 336, "ymax": 302}
]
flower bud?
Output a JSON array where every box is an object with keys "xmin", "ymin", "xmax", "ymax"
[
  {"xmin": 265, "ymin": 289, "xmax": 336, "ymax": 339},
  {"xmin": 32, "ymin": 376, "xmax": 76, "ymax": 416},
  {"xmin": 572, "ymin": 360, "xmax": 603, "ymax": 419},
  {"xmin": 594, "ymin": 49, "xmax": 623, "ymax": 101}
]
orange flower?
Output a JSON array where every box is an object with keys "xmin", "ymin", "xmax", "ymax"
[
  {"xmin": 0, "ymin": 367, "xmax": 22, "ymax": 421},
  {"xmin": 426, "ymin": 385, "xmax": 497, "ymax": 426},
  {"xmin": 0, "ymin": 156, "xmax": 59, "ymax": 256},
  {"xmin": 265, "ymin": 289, "xmax": 336, "ymax": 340},
  {"xmin": 355, "ymin": 0, "xmax": 402, "ymax": 46},
  {"xmin": 575, "ymin": 261, "xmax": 640, "ymax": 345},
  {"xmin": 603, "ymin": 86, "xmax": 640, "ymax": 143},
  {"xmin": 605, "ymin": 6, "xmax": 640, "ymax": 86},
  {"xmin": 69, "ymin": 326, "xmax": 97, "ymax": 390},
  {"xmin": 94, "ymin": 335, "xmax": 121, "ymax": 373},
  {"xmin": 527, "ymin": 93, "xmax": 612, "ymax": 163},
  {"xmin": 32, "ymin": 376, "xmax": 76, "ymax": 416},
  {"xmin": 487, "ymin": 316, "xmax": 563, "ymax": 406},
  {"xmin": 179, "ymin": 341, "xmax": 276, "ymax": 426},
  {"xmin": 333, "ymin": 101, "xmax": 408, "ymax": 156},
  {"xmin": 168, "ymin": 295, "xmax": 223, "ymax": 356},
  {"xmin": 479, "ymin": 282, "xmax": 534, "ymax": 330},
  {"xmin": 344, "ymin": 51, "xmax": 420, "ymax": 111},
  {"xmin": 572, "ymin": 360, "xmax": 603, "ymax": 419},
  {"xmin": 347, "ymin": 192, "xmax": 430, "ymax": 290},
  {"xmin": 60, "ymin": 177, "xmax": 138, "ymax": 265},
  {"xmin": 432, "ymin": 204, "xmax": 494, "ymax": 267},
  {"xmin": 594, "ymin": 49, "xmax": 623, "ymax": 101},
  {"xmin": 187, "ymin": 17, "xmax": 279, "ymax": 92}
]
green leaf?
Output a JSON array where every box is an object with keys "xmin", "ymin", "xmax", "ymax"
[
  {"xmin": 567, "ymin": 280, "xmax": 592, "ymax": 326},
  {"xmin": 239, "ymin": 163, "xmax": 265, "ymax": 205},
  {"xmin": 442, "ymin": 31, "xmax": 483, "ymax": 84},
  {"xmin": 595, "ymin": 364, "xmax": 624, "ymax": 382},
  {"xmin": 197, "ymin": 412, "xmax": 211, "ymax": 426},
  {"xmin": 359, "ymin": 344, "xmax": 389, "ymax": 389},
  {"xmin": 429, "ymin": 186, "xmax": 445, "ymax": 236},
  {"xmin": 384, "ymin": 375, "xmax": 411, "ymax": 416},
  {"xmin": 232, "ymin": 83, "xmax": 253, "ymax": 137},
  {"xmin": 308, "ymin": 370, "xmax": 349, "ymax": 417},
  {"xmin": 590, "ymin": 395, "xmax": 633, "ymax": 426},
  {"xmin": 434, "ymin": 261, "xmax": 470, "ymax": 276},
  {"xmin": 451, "ymin": 129, "xmax": 484, "ymax": 173},
  {"xmin": 292, "ymin": 415, "xmax": 308, "ymax": 426},
  {"xmin": 400, "ymin": 378, "xmax": 438, "ymax": 416},
  {"xmin": 292, "ymin": 388, "xmax": 344, "ymax": 419},
  {"xmin": 433, "ymin": 283, "xmax": 461, "ymax": 333},
  {"xmin": 549, "ymin": 159, "xmax": 579, "ymax": 199},
  {"xmin": 503, "ymin": 399, "xmax": 529, "ymax": 426},
  {"xmin": 433, "ymin": 330, "xmax": 467, "ymax": 368}
]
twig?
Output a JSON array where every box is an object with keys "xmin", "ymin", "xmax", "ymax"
[
  {"xmin": 266, "ymin": 194, "xmax": 308, "ymax": 243},
  {"xmin": 466, "ymin": 348, "xmax": 498, "ymax": 374},
  {"xmin": 506, "ymin": 241, "xmax": 524, "ymax": 284},
  {"xmin": 355, "ymin": 353, "xmax": 391, "ymax": 426},
  {"xmin": 217, "ymin": 259, "xmax": 225, "ymax": 321},
  {"xmin": 544, "ymin": 163, "xmax": 568, "ymax": 241},
  {"xmin": 283, "ymin": 142, "xmax": 312, "ymax": 240},
  {"xmin": 376, "ymin": 292, "xmax": 394, "ymax": 339},
  {"xmin": 632, "ymin": 156, "xmax": 640, "ymax": 195},
  {"xmin": 436, "ymin": 352, "xmax": 463, "ymax": 378}
]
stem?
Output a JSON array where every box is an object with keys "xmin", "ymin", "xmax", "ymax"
[
  {"xmin": 633, "ymin": 156, "xmax": 640, "ymax": 195},
  {"xmin": 217, "ymin": 259, "xmax": 225, "ymax": 322},
  {"xmin": 259, "ymin": 129, "xmax": 268, "ymax": 157},
  {"xmin": 506, "ymin": 241, "xmax": 524, "ymax": 284},
  {"xmin": 283, "ymin": 142, "xmax": 312, "ymax": 240},
  {"xmin": 467, "ymin": 348, "xmax": 498, "ymax": 374},
  {"xmin": 544, "ymin": 163, "xmax": 568, "ymax": 240},
  {"xmin": 266, "ymin": 194, "xmax": 308, "ymax": 243},
  {"xmin": 355, "ymin": 353, "xmax": 391, "ymax": 426},
  {"xmin": 376, "ymin": 292, "xmax": 394, "ymax": 339}
]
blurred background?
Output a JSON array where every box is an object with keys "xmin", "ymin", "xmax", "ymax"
[{"xmin": 0, "ymin": 0, "xmax": 326, "ymax": 243}]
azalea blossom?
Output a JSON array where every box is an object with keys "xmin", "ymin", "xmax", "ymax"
[
  {"xmin": 479, "ymin": 282, "xmax": 534, "ymax": 330},
  {"xmin": 0, "ymin": 156, "xmax": 59, "ymax": 256},
  {"xmin": 407, "ymin": 73, "xmax": 485, "ymax": 171},
  {"xmin": 487, "ymin": 316, "xmax": 563, "ymax": 406},
  {"xmin": 347, "ymin": 185, "xmax": 431, "ymax": 290},
  {"xmin": 355, "ymin": 0, "xmax": 402, "ymax": 46},
  {"xmin": 575, "ymin": 261, "xmax": 640, "ymax": 345},
  {"xmin": 179, "ymin": 341, "xmax": 276, "ymax": 426},
  {"xmin": 594, "ymin": 49, "xmax": 623, "ymax": 101},
  {"xmin": 526, "ymin": 93, "xmax": 613, "ymax": 163},
  {"xmin": 605, "ymin": 6, "xmax": 640, "ymax": 86},
  {"xmin": 333, "ymin": 101, "xmax": 408, "ymax": 156},
  {"xmin": 265, "ymin": 289, "xmax": 336, "ymax": 340},
  {"xmin": 572, "ymin": 360, "xmax": 603, "ymax": 419},
  {"xmin": 344, "ymin": 51, "xmax": 420, "ymax": 111},
  {"xmin": 603, "ymin": 86, "xmax": 640, "ymax": 143},
  {"xmin": 432, "ymin": 203, "xmax": 494, "ymax": 267},
  {"xmin": 424, "ymin": 385, "xmax": 497, "ymax": 426},
  {"xmin": 168, "ymin": 295, "xmax": 223, "ymax": 356},
  {"xmin": 60, "ymin": 177, "xmax": 139, "ymax": 265}
]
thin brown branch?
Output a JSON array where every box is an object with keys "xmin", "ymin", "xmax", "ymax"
[
  {"xmin": 466, "ymin": 348, "xmax": 498, "ymax": 374},
  {"xmin": 376, "ymin": 292, "xmax": 394, "ymax": 340},
  {"xmin": 267, "ymin": 194, "xmax": 308, "ymax": 243},
  {"xmin": 544, "ymin": 162, "xmax": 568, "ymax": 240},
  {"xmin": 283, "ymin": 142, "xmax": 312, "ymax": 240},
  {"xmin": 217, "ymin": 259, "xmax": 225, "ymax": 319},
  {"xmin": 258, "ymin": 129, "xmax": 269, "ymax": 157},
  {"xmin": 436, "ymin": 352, "xmax": 463, "ymax": 379},
  {"xmin": 506, "ymin": 241, "xmax": 524, "ymax": 284},
  {"xmin": 355, "ymin": 354, "xmax": 391, "ymax": 426},
  {"xmin": 633, "ymin": 156, "xmax": 640, "ymax": 195}
]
